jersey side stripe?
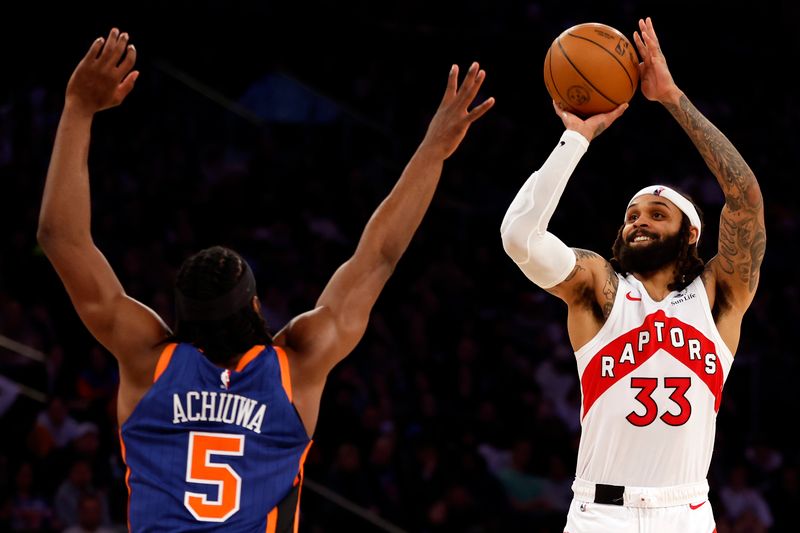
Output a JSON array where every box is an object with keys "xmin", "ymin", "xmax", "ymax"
[
  {"xmin": 265, "ymin": 507, "xmax": 277, "ymax": 533},
  {"xmin": 118, "ymin": 429, "xmax": 132, "ymax": 532},
  {"xmin": 153, "ymin": 342, "xmax": 178, "ymax": 382},
  {"xmin": 275, "ymin": 346, "xmax": 293, "ymax": 403}
]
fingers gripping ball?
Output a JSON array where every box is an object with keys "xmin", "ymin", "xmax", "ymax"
[{"xmin": 544, "ymin": 22, "xmax": 639, "ymax": 117}]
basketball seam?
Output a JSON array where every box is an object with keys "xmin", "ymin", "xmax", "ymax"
[
  {"xmin": 555, "ymin": 37, "xmax": 620, "ymax": 108},
  {"xmin": 565, "ymin": 31, "xmax": 636, "ymax": 89},
  {"xmin": 545, "ymin": 47, "xmax": 570, "ymax": 109}
]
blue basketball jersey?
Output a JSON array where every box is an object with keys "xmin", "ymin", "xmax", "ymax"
[{"xmin": 120, "ymin": 342, "xmax": 312, "ymax": 532}]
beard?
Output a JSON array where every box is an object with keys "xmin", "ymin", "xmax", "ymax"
[{"xmin": 615, "ymin": 229, "xmax": 683, "ymax": 275}]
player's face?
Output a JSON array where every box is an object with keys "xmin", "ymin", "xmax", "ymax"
[
  {"xmin": 617, "ymin": 196, "xmax": 684, "ymax": 274},
  {"xmin": 622, "ymin": 196, "xmax": 683, "ymax": 244}
]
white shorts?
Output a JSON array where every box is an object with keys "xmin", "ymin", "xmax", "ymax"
[{"xmin": 564, "ymin": 478, "xmax": 716, "ymax": 533}]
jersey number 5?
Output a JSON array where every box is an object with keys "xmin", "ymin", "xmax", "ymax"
[
  {"xmin": 185, "ymin": 431, "xmax": 245, "ymax": 522},
  {"xmin": 626, "ymin": 377, "xmax": 692, "ymax": 427}
]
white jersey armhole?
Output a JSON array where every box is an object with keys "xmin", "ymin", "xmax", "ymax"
[
  {"xmin": 574, "ymin": 272, "xmax": 626, "ymax": 361},
  {"xmin": 694, "ymin": 276, "xmax": 735, "ymax": 370}
]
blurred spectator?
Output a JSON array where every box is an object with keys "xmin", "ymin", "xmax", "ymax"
[
  {"xmin": 33, "ymin": 396, "xmax": 80, "ymax": 450},
  {"xmin": 765, "ymin": 463, "xmax": 800, "ymax": 533},
  {"xmin": 62, "ymin": 493, "xmax": 119, "ymax": 533},
  {"xmin": 493, "ymin": 440, "xmax": 549, "ymax": 514},
  {"xmin": 75, "ymin": 345, "xmax": 118, "ymax": 408},
  {"xmin": 9, "ymin": 461, "xmax": 53, "ymax": 532},
  {"xmin": 717, "ymin": 464, "xmax": 774, "ymax": 533},
  {"xmin": 54, "ymin": 459, "xmax": 111, "ymax": 530},
  {"xmin": 744, "ymin": 434, "xmax": 784, "ymax": 490}
]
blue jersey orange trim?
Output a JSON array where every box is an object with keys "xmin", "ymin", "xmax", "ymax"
[
  {"xmin": 121, "ymin": 342, "xmax": 310, "ymax": 531},
  {"xmin": 118, "ymin": 429, "xmax": 132, "ymax": 532},
  {"xmin": 293, "ymin": 441, "xmax": 313, "ymax": 533},
  {"xmin": 274, "ymin": 346, "xmax": 293, "ymax": 403},
  {"xmin": 153, "ymin": 342, "xmax": 178, "ymax": 382},
  {"xmin": 235, "ymin": 344, "xmax": 265, "ymax": 371}
]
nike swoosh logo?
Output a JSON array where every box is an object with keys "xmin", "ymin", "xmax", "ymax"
[
  {"xmin": 625, "ymin": 291, "xmax": 642, "ymax": 301},
  {"xmin": 689, "ymin": 501, "xmax": 706, "ymax": 510}
]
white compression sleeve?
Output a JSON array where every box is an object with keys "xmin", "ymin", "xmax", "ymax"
[{"xmin": 500, "ymin": 130, "xmax": 589, "ymax": 289}]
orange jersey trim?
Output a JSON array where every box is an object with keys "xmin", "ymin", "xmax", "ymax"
[
  {"xmin": 293, "ymin": 440, "xmax": 314, "ymax": 533},
  {"xmin": 265, "ymin": 440, "xmax": 311, "ymax": 532},
  {"xmin": 235, "ymin": 344, "xmax": 265, "ymax": 372},
  {"xmin": 153, "ymin": 343, "xmax": 178, "ymax": 382},
  {"xmin": 118, "ymin": 429, "xmax": 132, "ymax": 532},
  {"xmin": 294, "ymin": 440, "xmax": 313, "ymax": 487},
  {"xmin": 265, "ymin": 507, "xmax": 278, "ymax": 533},
  {"xmin": 274, "ymin": 346, "xmax": 293, "ymax": 403},
  {"xmin": 294, "ymin": 441, "xmax": 313, "ymax": 533}
]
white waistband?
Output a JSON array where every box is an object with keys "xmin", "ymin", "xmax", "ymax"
[{"xmin": 571, "ymin": 477, "xmax": 709, "ymax": 508}]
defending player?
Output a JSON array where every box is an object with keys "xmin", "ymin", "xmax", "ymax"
[{"xmin": 38, "ymin": 28, "xmax": 494, "ymax": 531}]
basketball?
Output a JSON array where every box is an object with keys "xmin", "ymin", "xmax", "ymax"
[{"xmin": 544, "ymin": 22, "xmax": 640, "ymax": 117}]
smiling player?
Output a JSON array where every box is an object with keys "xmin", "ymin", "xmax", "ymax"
[{"xmin": 499, "ymin": 17, "xmax": 765, "ymax": 533}]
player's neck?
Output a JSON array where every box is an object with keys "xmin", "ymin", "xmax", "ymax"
[
  {"xmin": 196, "ymin": 348, "xmax": 246, "ymax": 370},
  {"xmin": 631, "ymin": 265, "xmax": 677, "ymax": 301},
  {"xmin": 221, "ymin": 351, "xmax": 246, "ymax": 370}
]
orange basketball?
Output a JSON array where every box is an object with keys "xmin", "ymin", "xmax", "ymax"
[{"xmin": 544, "ymin": 22, "xmax": 640, "ymax": 117}]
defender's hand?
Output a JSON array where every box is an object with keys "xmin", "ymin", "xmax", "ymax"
[
  {"xmin": 419, "ymin": 62, "xmax": 495, "ymax": 160},
  {"xmin": 65, "ymin": 28, "xmax": 139, "ymax": 115}
]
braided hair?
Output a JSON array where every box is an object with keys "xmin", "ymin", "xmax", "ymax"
[{"xmin": 171, "ymin": 246, "xmax": 272, "ymax": 365}]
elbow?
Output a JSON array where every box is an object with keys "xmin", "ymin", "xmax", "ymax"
[
  {"xmin": 36, "ymin": 222, "xmax": 87, "ymax": 255},
  {"xmin": 502, "ymin": 235, "xmax": 528, "ymax": 263},
  {"xmin": 378, "ymin": 247, "xmax": 401, "ymax": 275},
  {"xmin": 500, "ymin": 228, "xmax": 529, "ymax": 264},
  {"xmin": 36, "ymin": 224, "xmax": 55, "ymax": 252}
]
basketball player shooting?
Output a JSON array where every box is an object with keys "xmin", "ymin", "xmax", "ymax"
[
  {"xmin": 500, "ymin": 17, "xmax": 764, "ymax": 533},
  {"xmin": 37, "ymin": 28, "xmax": 494, "ymax": 531}
]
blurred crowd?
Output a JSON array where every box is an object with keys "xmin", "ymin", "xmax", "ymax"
[{"xmin": 2, "ymin": 3, "xmax": 799, "ymax": 532}]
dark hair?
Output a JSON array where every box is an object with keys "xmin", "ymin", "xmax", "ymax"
[
  {"xmin": 610, "ymin": 196, "xmax": 705, "ymax": 292},
  {"xmin": 171, "ymin": 246, "xmax": 272, "ymax": 365}
]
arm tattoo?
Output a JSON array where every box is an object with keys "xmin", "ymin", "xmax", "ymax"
[
  {"xmin": 664, "ymin": 94, "xmax": 765, "ymax": 293},
  {"xmin": 562, "ymin": 248, "xmax": 596, "ymax": 283},
  {"xmin": 562, "ymin": 263, "xmax": 584, "ymax": 283},
  {"xmin": 601, "ymin": 262, "xmax": 619, "ymax": 318},
  {"xmin": 570, "ymin": 248, "xmax": 617, "ymax": 318},
  {"xmin": 573, "ymin": 248, "xmax": 599, "ymax": 261}
]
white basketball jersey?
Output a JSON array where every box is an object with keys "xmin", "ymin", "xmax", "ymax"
[{"xmin": 574, "ymin": 274, "xmax": 734, "ymax": 487}]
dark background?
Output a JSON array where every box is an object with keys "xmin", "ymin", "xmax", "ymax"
[{"xmin": 1, "ymin": 1, "xmax": 798, "ymax": 532}]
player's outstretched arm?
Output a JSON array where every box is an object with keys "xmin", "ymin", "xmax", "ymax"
[
  {"xmin": 500, "ymin": 101, "xmax": 626, "ymax": 303},
  {"xmin": 276, "ymin": 63, "xmax": 494, "ymax": 389},
  {"xmin": 634, "ymin": 16, "xmax": 765, "ymax": 315},
  {"xmin": 499, "ymin": 101, "xmax": 627, "ymax": 351},
  {"xmin": 37, "ymin": 29, "xmax": 170, "ymax": 405}
]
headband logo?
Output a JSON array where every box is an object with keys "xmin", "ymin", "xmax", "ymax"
[{"xmin": 653, "ymin": 187, "xmax": 664, "ymax": 196}]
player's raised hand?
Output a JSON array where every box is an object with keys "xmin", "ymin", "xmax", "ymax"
[
  {"xmin": 633, "ymin": 17, "xmax": 680, "ymax": 103},
  {"xmin": 66, "ymin": 28, "xmax": 139, "ymax": 114},
  {"xmin": 553, "ymin": 99, "xmax": 628, "ymax": 141},
  {"xmin": 419, "ymin": 62, "xmax": 495, "ymax": 160}
]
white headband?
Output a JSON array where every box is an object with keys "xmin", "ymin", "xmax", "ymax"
[{"xmin": 626, "ymin": 185, "xmax": 701, "ymax": 243}]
